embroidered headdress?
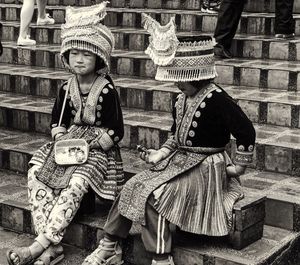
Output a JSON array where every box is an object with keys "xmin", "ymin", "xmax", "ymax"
[
  {"xmin": 142, "ymin": 13, "xmax": 217, "ymax": 82},
  {"xmin": 60, "ymin": 2, "xmax": 114, "ymax": 72}
]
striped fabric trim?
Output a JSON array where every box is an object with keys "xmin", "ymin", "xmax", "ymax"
[{"xmin": 156, "ymin": 214, "xmax": 166, "ymax": 254}]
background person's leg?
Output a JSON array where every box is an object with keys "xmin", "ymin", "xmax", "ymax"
[{"xmin": 275, "ymin": 0, "xmax": 295, "ymax": 37}]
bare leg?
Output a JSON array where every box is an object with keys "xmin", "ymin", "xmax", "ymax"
[
  {"xmin": 18, "ymin": 0, "xmax": 34, "ymax": 39},
  {"xmin": 36, "ymin": 0, "xmax": 46, "ymax": 20}
]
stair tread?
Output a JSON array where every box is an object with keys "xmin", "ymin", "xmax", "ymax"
[
  {"xmin": 0, "ymin": 223, "xmax": 298, "ymax": 265},
  {"xmin": 2, "ymin": 43, "xmax": 300, "ymax": 71},
  {"xmin": 0, "ymin": 124, "xmax": 300, "ymax": 199},
  {"xmin": 2, "ymin": 21, "xmax": 300, "ymax": 43},
  {"xmin": 1, "ymin": 75, "xmax": 300, "ymax": 106},
  {"xmin": 0, "ymin": 227, "xmax": 90, "ymax": 265},
  {"xmin": 2, "ymin": 3, "xmax": 300, "ymax": 16},
  {"xmin": 0, "ymin": 168, "xmax": 298, "ymax": 265}
]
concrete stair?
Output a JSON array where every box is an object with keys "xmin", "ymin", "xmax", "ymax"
[
  {"xmin": 2, "ymin": 4, "xmax": 300, "ymax": 36},
  {"xmin": 1, "ymin": 43, "xmax": 300, "ymax": 91},
  {"xmin": 1, "ymin": 0, "xmax": 300, "ymax": 12},
  {"xmin": 0, "ymin": 169, "xmax": 297, "ymax": 265},
  {"xmin": 1, "ymin": 0, "xmax": 300, "ymax": 263}
]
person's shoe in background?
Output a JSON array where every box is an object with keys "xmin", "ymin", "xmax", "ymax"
[
  {"xmin": 201, "ymin": 1, "xmax": 220, "ymax": 14},
  {"xmin": 17, "ymin": 35, "xmax": 36, "ymax": 46},
  {"xmin": 37, "ymin": 13, "xmax": 55, "ymax": 25},
  {"xmin": 201, "ymin": 5, "xmax": 219, "ymax": 14},
  {"xmin": 275, "ymin": 33, "xmax": 295, "ymax": 39},
  {"xmin": 214, "ymin": 44, "xmax": 232, "ymax": 59}
]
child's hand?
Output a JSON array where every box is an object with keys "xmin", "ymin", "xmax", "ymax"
[
  {"xmin": 140, "ymin": 149, "xmax": 165, "ymax": 164},
  {"xmin": 55, "ymin": 132, "xmax": 64, "ymax": 141},
  {"xmin": 226, "ymin": 164, "xmax": 246, "ymax": 177}
]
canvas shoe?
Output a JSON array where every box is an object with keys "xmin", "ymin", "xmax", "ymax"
[
  {"xmin": 37, "ymin": 13, "xmax": 55, "ymax": 25},
  {"xmin": 17, "ymin": 35, "xmax": 36, "ymax": 46},
  {"xmin": 275, "ymin": 33, "xmax": 295, "ymax": 39},
  {"xmin": 201, "ymin": 6, "xmax": 219, "ymax": 14}
]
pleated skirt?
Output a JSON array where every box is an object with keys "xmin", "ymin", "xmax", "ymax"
[{"xmin": 153, "ymin": 152, "xmax": 243, "ymax": 236}]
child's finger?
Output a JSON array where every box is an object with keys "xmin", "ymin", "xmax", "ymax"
[{"xmin": 140, "ymin": 151, "xmax": 146, "ymax": 160}]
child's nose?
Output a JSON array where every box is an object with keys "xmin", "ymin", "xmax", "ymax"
[{"xmin": 76, "ymin": 54, "xmax": 84, "ymax": 62}]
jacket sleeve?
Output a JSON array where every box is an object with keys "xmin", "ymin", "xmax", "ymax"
[
  {"xmin": 217, "ymin": 90, "xmax": 256, "ymax": 166},
  {"xmin": 161, "ymin": 95, "xmax": 178, "ymax": 151},
  {"xmin": 93, "ymin": 82, "xmax": 124, "ymax": 151},
  {"xmin": 50, "ymin": 83, "xmax": 72, "ymax": 138}
]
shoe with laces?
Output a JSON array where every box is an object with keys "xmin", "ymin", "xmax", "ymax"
[
  {"xmin": 275, "ymin": 33, "xmax": 295, "ymax": 39},
  {"xmin": 17, "ymin": 36, "xmax": 36, "ymax": 46},
  {"xmin": 151, "ymin": 256, "xmax": 175, "ymax": 265},
  {"xmin": 37, "ymin": 13, "xmax": 55, "ymax": 25}
]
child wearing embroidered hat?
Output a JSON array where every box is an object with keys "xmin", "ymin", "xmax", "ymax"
[
  {"xmin": 7, "ymin": 3, "xmax": 124, "ymax": 265},
  {"xmin": 81, "ymin": 14, "xmax": 255, "ymax": 265}
]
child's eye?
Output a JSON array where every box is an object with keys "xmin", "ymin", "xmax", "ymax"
[{"xmin": 84, "ymin": 53, "xmax": 91, "ymax": 56}]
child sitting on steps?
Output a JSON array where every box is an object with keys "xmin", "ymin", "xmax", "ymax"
[
  {"xmin": 6, "ymin": 3, "xmax": 124, "ymax": 265},
  {"xmin": 81, "ymin": 14, "xmax": 256, "ymax": 265}
]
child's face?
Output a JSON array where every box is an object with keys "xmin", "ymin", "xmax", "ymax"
[
  {"xmin": 177, "ymin": 82, "xmax": 198, "ymax": 97},
  {"xmin": 69, "ymin": 49, "xmax": 97, "ymax": 76}
]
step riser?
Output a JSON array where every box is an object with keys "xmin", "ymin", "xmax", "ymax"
[
  {"xmin": 0, "ymin": 77, "xmax": 299, "ymax": 129},
  {"xmin": 1, "ymin": 0, "xmax": 300, "ymax": 13},
  {"xmin": 0, "ymin": 128, "xmax": 299, "ymax": 176},
  {"xmin": 1, "ymin": 8, "xmax": 300, "ymax": 37},
  {"xmin": 2, "ymin": 31, "xmax": 300, "ymax": 62},
  {"xmin": 1, "ymin": 49, "xmax": 299, "ymax": 91},
  {"xmin": 0, "ymin": 196, "xmax": 264, "ymax": 265},
  {"xmin": 265, "ymin": 199, "xmax": 300, "ymax": 231}
]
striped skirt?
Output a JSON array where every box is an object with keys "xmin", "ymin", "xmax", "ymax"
[
  {"xmin": 29, "ymin": 126, "xmax": 124, "ymax": 201},
  {"xmin": 153, "ymin": 152, "xmax": 243, "ymax": 236}
]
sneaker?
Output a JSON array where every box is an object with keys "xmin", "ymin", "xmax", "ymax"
[
  {"xmin": 201, "ymin": 5, "xmax": 219, "ymax": 14},
  {"xmin": 37, "ymin": 13, "xmax": 55, "ymax": 25},
  {"xmin": 152, "ymin": 256, "xmax": 175, "ymax": 265},
  {"xmin": 275, "ymin": 33, "xmax": 295, "ymax": 39},
  {"xmin": 17, "ymin": 35, "xmax": 36, "ymax": 46},
  {"xmin": 214, "ymin": 44, "xmax": 232, "ymax": 59}
]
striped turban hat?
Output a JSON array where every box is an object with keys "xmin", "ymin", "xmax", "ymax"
[
  {"xmin": 142, "ymin": 13, "xmax": 217, "ymax": 82},
  {"xmin": 60, "ymin": 1, "xmax": 114, "ymax": 73}
]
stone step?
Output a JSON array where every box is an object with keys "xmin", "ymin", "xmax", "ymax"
[
  {"xmin": 0, "ymin": 131, "xmax": 299, "ymax": 233},
  {"xmin": 0, "ymin": 227, "xmax": 92, "ymax": 265},
  {"xmin": 241, "ymin": 169, "xmax": 300, "ymax": 232},
  {"xmin": 0, "ymin": 168, "xmax": 266, "ymax": 250},
  {"xmin": 1, "ymin": 4, "xmax": 300, "ymax": 36},
  {"xmin": 0, "ymin": 105, "xmax": 300, "ymax": 175},
  {"xmin": 0, "ymin": 169, "xmax": 299, "ymax": 265},
  {"xmin": 2, "ymin": 26, "xmax": 300, "ymax": 62},
  {"xmin": 1, "ymin": 46, "xmax": 300, "ymax": 91},
  {"xmin": 1, "ymin": 63, "xmax": 300, "ymax": 128},
  {"xmin": 0, "ymin": 126, "xmax": 298, "ymax": 232},
  {"xmin": 1, "ymin": 0, "xmax": 300, "ymax": 13}
]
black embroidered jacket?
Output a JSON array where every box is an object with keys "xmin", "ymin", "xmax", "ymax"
[
  {"xmin": 50, "ymin": 75, "xmax": 124, "ymax": 150},
  {"xmin": 162, "ymin": 83, "xmax": 256, "ymax": 166}
]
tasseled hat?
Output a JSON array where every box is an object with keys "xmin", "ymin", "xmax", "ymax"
[
  {"xmin": 60, "ymin": 2, "xmax": 114, "ymax": 73},
  {"xmin": 142, "ymin": 13, "xmax": 217, "ymax": 82}
]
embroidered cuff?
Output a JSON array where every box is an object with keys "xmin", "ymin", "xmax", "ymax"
[
  {"xmin": 234, "ymin": 150, "xmax": 253, "ymax": 166},
  {"xmin": 98, "ymin": 132, "xmax": 114, "ymax": 151},
  {"xmin": 159, "ymin": 147, "xmax": 172, "ymax": 159},
  {"xmin": 51, "ymin": 126, "xmax": 67, "ymax": 139},
  {"xmin": 161, "ymin": 136, "xmax": 178, "ymax": 151}
]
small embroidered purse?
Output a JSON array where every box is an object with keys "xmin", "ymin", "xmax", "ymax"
[
  {"xmin": 54, "ymin": 84, "xmax": 89, "ymax": 166},
  {"xmin": 55, "ymin": 138, "xmax": 89, "ymax": 165}
]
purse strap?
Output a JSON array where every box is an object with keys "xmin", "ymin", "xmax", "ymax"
[{"xmin": 58, "ymin": 80, "xmax": 71, "ymax": 127}]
